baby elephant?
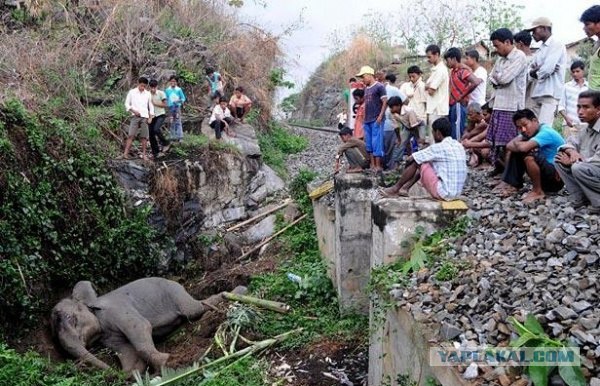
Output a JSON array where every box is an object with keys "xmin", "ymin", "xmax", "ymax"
[{"xmin": 51, "ymin": 277, "xmax": 246, "ymax": 372}]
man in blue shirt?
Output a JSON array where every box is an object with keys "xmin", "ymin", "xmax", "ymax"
[
  {"xmin": 356, "ymin": 65, "xmax": 387, "ymax": 172},
  {"xmin": 494, "ymin": 109, "xmax": 565, "ymax": 202}
]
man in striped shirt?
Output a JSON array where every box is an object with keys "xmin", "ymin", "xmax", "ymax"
[
  {"xmin": 379, "ymin": 117, "xmax": 467, "ymax": 200},
  {"xmin": 444, "ymin": 47, "xmax": 483, "ymax": 141}
]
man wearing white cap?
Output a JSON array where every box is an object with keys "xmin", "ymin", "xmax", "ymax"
[
  {"xmin": 527, "ymin": 16, "xmax": 568, "ymax": 125},
  {"xmin": 356, "ymin": 65, "xmax": 388, "ymax": 172}
]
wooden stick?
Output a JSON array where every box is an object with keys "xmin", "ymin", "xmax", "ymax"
[
  {"xmin": 226, "ymin": 198, "xmax": 292, "ymax": 232},
  {"xmin": 222, "ymin": 292, "xmax": 291, "ymax": 314},
  {"xmin": 236, "ymin": 213, "xmax": 308, "ymax": 261}
]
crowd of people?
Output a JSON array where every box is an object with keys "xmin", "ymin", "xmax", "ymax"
[
  {"xmin": 121, "ymin": 68, "xmax": 253, "ymax": 160},
  {"xmin": 336, "ymin": 5, "xmax": 600, "ymax": 212}
]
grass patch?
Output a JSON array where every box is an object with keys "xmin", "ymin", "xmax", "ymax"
[
  {"xmin": 258, "ymin": 123, "xmax": 308, "ymax": 178},
  {"xmin": 0, "ymin": 343, "xmax": 126, "ymax": 386},
  {"xmin": 198, "ymin": 357, "xmax": 269, "ymax": 386},
  {"xmin": 249, "ymin": 170, "xmax": 368, "ymax": 349}
]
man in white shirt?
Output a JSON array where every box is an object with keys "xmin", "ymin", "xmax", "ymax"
[
  {"xmin": 400, "ymin": 65, "xmax": 427, "ymax": 122},
  {"xmin": 425, "ymin": 44, "xmax": 450, "ymax": 144},
  {"xmin": 527, "ymin": 17, "xmax": 568, "ymax": 125},
  {"xmin": 558, "ymin": 60, "xmax": 589, "ymax": 138},
  {"xmin": 464, "ymin": 50, "xmax": 488, "ymax": 106},
  {"xmin": 123, "ymin": 77, "xmax": 154, "ymax": 160}
]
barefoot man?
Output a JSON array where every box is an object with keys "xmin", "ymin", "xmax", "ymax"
[{"xmin": 379, "ymin": 117, "xmax": 467, "ymax": 200}]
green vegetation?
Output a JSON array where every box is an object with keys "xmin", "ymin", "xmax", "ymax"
[
  {"xmin": 0, "ymin": 343, "xmax": 127, "ymax": 386},
  {"xmin": 368, "ymin": 217, "xmax": 470, "ymax": 325},
  {"xmin": 0, "ymin": 99, "xmax": 162, "ymax": 332},
  {"xmin": 258, "ymin": 123, "xmax": 308, "ymax": 178},
  {"xmin": 249, "ymin": 170, "xmax": 368, "ymax": 349},
  {"xmin": 509, "ymin": 315, "xmax": 586, "ymax": 386}
]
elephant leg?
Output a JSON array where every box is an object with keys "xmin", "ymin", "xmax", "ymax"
[
  {"xmin": 117, "ymin": 314, "xmax": 169, "ymax": 371},
  {"xmin": 115, "ymin": 342, "xmax": 146, "ymax": 374}
]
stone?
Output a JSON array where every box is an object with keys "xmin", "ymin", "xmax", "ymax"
[
  {"xmin": 571, "ymin": 300, "xmax": 592, "ymax": 313},
  {"xmin": 242, "ymin": 215, "xmax": 276, "ymax": 243},
  {"xmin": 563, "ymin": 236, "xmax": 592, "ymax": 252},
  {"xmin": 562, "ymin": 223, "xmax": 577, "ymax": 235},
  {"xmin": 546, "ymin": 228, "xmax": 565, "ymax": 243},
  {"xmin": 553, "ymin": 306, "xmax": 577, "ymax": 320},
  {"xmin": 571, "ymin": 329, "xmax": 596, "ymax": 344},
  {"xmin": 440, "ymin": 322, "xmax": 463, "ymax": 340},
  {"xmin": 547, "ymin": 258, "xmax": 563, "ymax": 267},
  {"xmin": 585, "ymin": 254, "xmax": 599, "ymax": 265},
  {"xmin": 463, "ymin": 362, "xmax": 479, "ymax": 380},
  {"xmin": 510, "ymin": 379, "xmax": 529, "ymax": 386},
  {"xmin": 590, "ymin": 378, "xmax": 600, "ymax": 386},
  {"xmin": 499, "ymin": 374, "xmax": 512, "ymax": 386},
  {"xmin": 283, "ymin": 202, "xmax": 302, "ymax": 222},
  {"xmin": 580, "ymin": 317, "xmax": 599, "ymax": 330}
]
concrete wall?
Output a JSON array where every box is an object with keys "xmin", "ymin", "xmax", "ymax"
[
  {"xmin": 334, "ymin": 173, "xmax": 379, "ymax": 313},
  {"xmin": 369, "ymin": 197, "xmax": 469, "ymax": 386},
  {"xmin": 313, "ymin": 198, "xmax": 337, "ymax": 286}
]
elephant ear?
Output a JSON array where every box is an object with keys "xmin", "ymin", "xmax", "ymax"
[{"xmin": 72, "ymin": 281, "xmax": 98, "ymax": 305}]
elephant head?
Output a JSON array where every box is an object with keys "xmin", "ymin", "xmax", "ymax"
[{"xmin": 51, "ymin": 281, "xmax": 109, "ymax": 369}]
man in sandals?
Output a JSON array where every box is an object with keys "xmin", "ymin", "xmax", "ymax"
[{"xmin": 379, "ymin": 118, "xmax": 467, "ymax": 200}]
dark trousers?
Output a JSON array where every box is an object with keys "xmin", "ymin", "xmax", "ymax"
[
  {"xmin": 210, "ymin": 117, "xmax": 234, "ymax": 139},
  {"xmin": 149, "ymin": 114, "xmax": 170, "ymax": 157},
  {"xmin": 383, "ymin": 130, "xmax": 397, "ymax": 170},
  {"xmin": 344, "ymin": 148, "xmax": 369, "ymax": 169},
  {"xmin": 502, "ymin": 151, "xmax": 564, "ymax": 192}
]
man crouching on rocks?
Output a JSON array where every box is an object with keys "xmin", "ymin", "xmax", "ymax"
[
  {"xmin": 379, "ymin": 117, "xmax": 467, "ymax": 200},
  {"xmin": 335, "ymin": 127, "xmax": 370, "ymax": 173},
  {"xmin": 493, "ymin": 109, "xmax": 565, "ymax": 203},
  {"xmin": 555, "ymin": 90, "xmax": 600, "ymax": 213}
]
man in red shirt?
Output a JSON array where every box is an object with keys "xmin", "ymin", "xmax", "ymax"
[{"xmin": 444, "ymin": 47, "xmax": 483, "ymax": 140}]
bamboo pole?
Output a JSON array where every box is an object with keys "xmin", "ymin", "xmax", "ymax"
[
  {"xmin": 222, "ymin": 292, "xmax": 291, "ymax": 314},
  {"xmin": 226, "ymin": 198, "xmax": 292, "ymax": 232},
  {"xmin": 236, "ymin": 213, "xmax": 308, "ymax": 261}
]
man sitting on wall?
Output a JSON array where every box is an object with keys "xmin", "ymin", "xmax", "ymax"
[{"xmin": 379, "ymin": 118, "xmax": 467, "ymax": 200}]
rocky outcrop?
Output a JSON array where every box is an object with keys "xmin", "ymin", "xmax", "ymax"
[{"xmin": 109, "ymin": 123, "xmax": 284, "ymax": 263}]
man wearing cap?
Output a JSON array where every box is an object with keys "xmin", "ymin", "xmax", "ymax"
[
  {"xmin": 527, "ymin": 16, "xmax": 568, "ymax": 125},
  {"xmin": 356, "ymin": 65, "xmax": 388, "ymax": 172},
  {"xmin": 335, "ymin": 127, "xmax": 370, "ymax": 173}
]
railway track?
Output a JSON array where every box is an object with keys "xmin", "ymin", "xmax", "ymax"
[{"xmin": 287, "ymin": 122, "xmax": 339, "ymax": 134}]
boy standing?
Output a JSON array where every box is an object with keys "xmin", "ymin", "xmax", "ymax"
[
  {"xmin": 165, "ymin": 76, "xmax": 186, "ymax": 142},
  {"xmin": 444, "ymin": 47, "xmax": 482, "ymax": 140},
  {"xmin": 123, "ymin": 77, "xmax": 154, "ymax": 160},
  {"xmin": 356, "ymin": 65, "xmax": 387, "ymax": 171},
  {"xmin": 148, "ymin": 79, "xmax": 171, "ymax": 160},
  {"xmin": 352, "ymin": 88, "xmax": 366, "ymax": 140},
  {"xmin": 400, "ymin": 65, "xmax": 427, "ymax": 122},
  {"xmin": 558, "ymin": 61, "xmax": 588, "ymax": 137},
  {"xmin": 425, "ymin": 45, "xmax": 449, "ymax": 144}
]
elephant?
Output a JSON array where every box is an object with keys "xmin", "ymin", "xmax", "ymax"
[{"xmin": 51, "ymin": 277, "xmax": 246, "ymax": 373}]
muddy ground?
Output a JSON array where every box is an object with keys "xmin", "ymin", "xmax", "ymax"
[{"xmin": 14, "ymin": 243, "xmax": 368, "ymax": 386}]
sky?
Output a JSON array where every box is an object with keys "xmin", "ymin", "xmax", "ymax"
[{"xmin": 238, "ymin": 0, "xmax": 594, "ymax": 95}]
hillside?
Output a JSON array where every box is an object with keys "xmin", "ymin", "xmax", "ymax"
[{"xmin": 0, "ymin": 0, "xmax": 284, "ymax": 336}]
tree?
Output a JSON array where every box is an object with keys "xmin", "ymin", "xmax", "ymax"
[{"xmin": 393, "ymin": 0, "xmax": 524, "ymax": 53}]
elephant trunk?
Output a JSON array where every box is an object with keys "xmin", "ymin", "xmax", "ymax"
[{"xmin": 58, "ymin": 328, "xmax": 110, "ymax": 370}]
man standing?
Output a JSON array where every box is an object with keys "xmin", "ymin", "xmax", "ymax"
[
  {"xmin": 383, "ymin": 96, "xmax": 403, "ymax": 170},
  {"xmin": 444, "ymin": 47, "xmax": 483, "ymax": 140},
  {"xmin": 165, "ymin": 75, "xmax": 186, "ymax": 142},
  {"xmin": 580, "ymin": 6, "xmax": 600, "ymax": 91},
  {"xmin": 527, "ymin": 17, "xmax": 568, "ymax": 125},
  {"xmin": 425, "ymin": 45, "xmax": 449, "ymax": 144},
  {"xmin": 123, "ymin": 77, "xmax": 154, "ymax": 160},
  {"xmin": 400, "ymin": 65, "xmax": 427, "ymax": 122},
  {"xmin": 148, "ymin": 79, "xmax": 171, "ymax": 160},
  {"xmin": 464, "ymin": 50, "xmax": 488, "ymax": 106},
  {"xmin": 494, "ymin": 109, "xmax": 564, "ymax": 203},
  {"xmin": 487, "ymin": 28, "xmax": 528, "ymax": 176},
  {"xmin": 356, "ymin": 65, "xmax": 387, "ymax": 172},
  {"xmin": 558, "ymin": 61, "xmax": 588, "ymax": 138},
  {"xmin": 384, "ymin": 74, "xmax": 405, "ymax": 100},
  {"xmin": 555, "ymin": 91, "xmax": 600, "ymax": 212},
  {"xmin": 379, "ymin": 118, "xmax": 467, "ymax": 200},
  {"xmin": 514, "ymin": 30, "xmax": 536, "ymax": 109},
  {"xmin": 206, "ymin": 67, "xmax": 225, "ymax": 102}
]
